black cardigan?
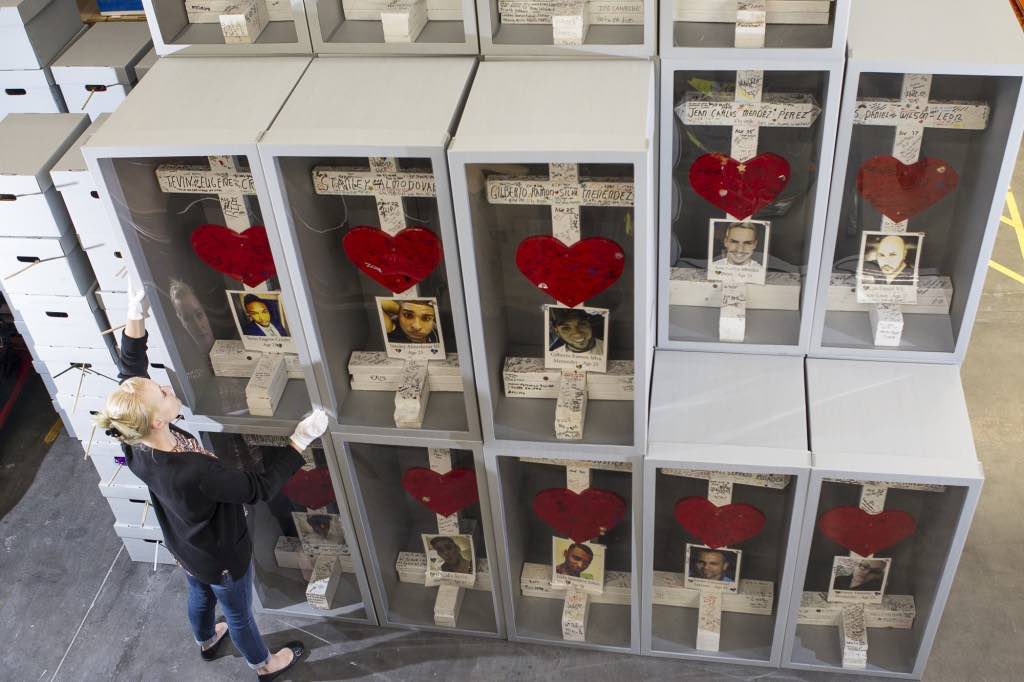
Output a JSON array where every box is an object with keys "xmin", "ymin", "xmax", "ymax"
[{"xmin": 117, "ymin": 332, "xmax": 303, "ymax": 585}]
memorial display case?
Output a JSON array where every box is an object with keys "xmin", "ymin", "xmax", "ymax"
[
  {"xmin": 83, "ymin": 57, "xmax": 321, "ymax": 429},
  {"xmin": 783, "ymin": 359, "xmax": 983, "ymax": 677},
  {"xmin": 305, "ymin": 0, "xmax": 479, "ymax": 53},
  {"xmin": 643, "ymin": 350, "xmax": 810, "ymax": 665},
  {"xmin": 259, "ymin": 56, "xmax": 480, "ymax": 443},
  {"xmin": 448, "ymin": 60, "xmax": 655, "ymax": 454},
  {"xmin": 809, "ymin": 0, "xmax": 1024, "ymax": 361},
  {"xmin": 486, "ymin": 446, "xmax": 641, "ymax": 652},
  {"xmin": 335, "ymin": 436, "xmax": 503, "ymax": 636},
  {"xmin": 659, "ymin": 56, "xmax": 842, "ymax": 353}
]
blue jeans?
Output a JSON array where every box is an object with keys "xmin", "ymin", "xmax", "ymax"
[{"xmin": 186, "ymin": 564, "xmax": 271, "ymax": 669}]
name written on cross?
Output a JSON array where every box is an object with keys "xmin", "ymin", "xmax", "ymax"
[
  {"xmin": 311, "ymin": 173, "xmax": 436, "ymax": 196},
  {"xmin": 486, "ymin": 183, "xmax": 634, "ymax": 204},
  {"xmin": 156, "ymin": 170, "xmax": 255, "ymax": 194}
]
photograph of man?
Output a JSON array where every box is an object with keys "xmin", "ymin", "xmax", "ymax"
[
  {"xmin": 380, "ymin": 298, "xmax": 440, "ymax": 344},
  {"xmin": 555, "ymin": 542, "xmax": 595, "ymax": 578},
  {"xmin": 859, "ymin": 233, "xmax": 920, "ymax": 286},
  {"xmin": 707, "ymin": 219, "xmax": 770, "ymax": 285},
  {"xmin": 421, "ymin": 534, "xmax": 475, "ymax": 578},
  {"xmin": 241, "ymin": 293, "xmax": 289, "ymax": 337},
  {"xmin": 832, "ymin": 557, "xmax": 890, "ymax": 593},
  {"xmin": 685, "ymin": 544, "xmax": 740, "ymax": 591},
  {"xmin": 545, "ymin": 305, "xmax": 609, "ymax": 373}
]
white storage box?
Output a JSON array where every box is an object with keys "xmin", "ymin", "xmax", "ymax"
[
  {"xmin": 0, "ymin": 0, "xmax": 82, "ymax": 70},
  {"xmin": 113, "ymin": 520, "xmax": 162, "ymax": 541},
  {"xmin": 30, "ymin": 343, "xmax": 114, "ymax": 367},
  {"xmin": 0, "ymin": 112, "xmax": 89, "ymax": 238},
  {"xmin": 92, "ymin": 455, "xmax": 146, "ymax": 488},
  {"xmin": 0, "ymin": 231, "xmax": 95, "ymax": 295},
  {"xmin": 51, "ymin": 115, "xmax": 116, "ymax": 239},
  {"xmin": 8, "ymin": 290, "xmax": 111, "ymax": 349},
  {"xmin": 121, "ymin": 536, "xmax": 176, "ymax": 564},
  {"xmin": 80, "ymin": 240, "xmax": 129, "ymax": 292},
  {"xmin": 51, "ymin": 23, "xmax": 151, "ymax": 121},
  {"xmin": 0, "ymin": 67, "xmax": 65, "ymax": 115}
]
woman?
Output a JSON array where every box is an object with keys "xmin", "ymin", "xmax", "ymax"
[{"xmin": 94, "ymin": 283, "xmax": 326, "ymax": 681}]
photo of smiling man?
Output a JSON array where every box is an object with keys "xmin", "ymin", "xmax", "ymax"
[
  {"xmin": 684, "ymin": 543, "xmax": 741, "ymax": 593},
  {"xmin": 227, "ymin": 290, "xmax": 296, "ymax": 354},
  {"xmin": 707, "ymin": 219, "xmax": 770, "ymax": 285},
  {"xmin": 551, "ymin": 537, "xmax": 606, "ymax": 593},
  {"xmin": 377, "ymin": 296, "xmax": 445, "ymax": 360},
  {"xmin": 544, "ymin": 304, "xmax": 610, "ymax": 373}
]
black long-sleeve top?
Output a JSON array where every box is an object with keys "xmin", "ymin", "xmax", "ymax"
[{"xmin": 116, "ymin": 332, "xmax": 303, "ymax": 585}]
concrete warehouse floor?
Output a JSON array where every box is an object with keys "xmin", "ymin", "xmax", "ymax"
[{"xmin": 3, "ymin": 162, "xmax": 1024, "ymax": 682}]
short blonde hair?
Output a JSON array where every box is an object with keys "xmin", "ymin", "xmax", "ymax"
[{"xmin": 92, "ymin": 377, "xmax": 154, "ymax": 445}]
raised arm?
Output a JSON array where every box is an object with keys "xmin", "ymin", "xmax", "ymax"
[{"xmin": 117, "ymin": 280, "xmax": 152, "ymax": 381}]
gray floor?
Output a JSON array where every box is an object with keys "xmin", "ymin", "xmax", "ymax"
[{"xmin": 4, "ymin": 181, "xmax": 1024, "ymax": 682}]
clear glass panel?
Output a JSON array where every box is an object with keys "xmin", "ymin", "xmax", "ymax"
[
  {"xmin": 650, "ymin": 468, "xmax": 796, "ymax": 661},
  {"xmin": 104, "ymin": 155, "xmax": 310, "ymax": 420},
  {"xmin": 792, "ymin": 478, "xmax": 969, "ymax": 673},
  {"xmin": 314, "ymin": 0, "xmax": 467, "ymax": 45},
  {"xmin": 347, "ymin": 443, "xmax": 497, "ymax": 633},
  {"xmin": 668, "ymin": 69, "xmax": 829, "ymax": 346},
  {"xmin": 154, "ymin": 0, "xmax": 304, "ymax": 47},
  {"xmin": 488, "ymin": 0, "xmax": 646, "ymax": 48},
  {"xmin": 207, "ymin": 433, "xmax": 368, "ymax": 620},
  {"xmin": 672, "ymin": 0, "xmax": 837, "ymax": 49},
  {"xmin": 822, "ymin": 73, "xmax": 1022, "ymax": 353},
  {"xmin": 496, "ymin": 456, "xmax": 634, "ymax": 648},
  {"xmin": 463, "ymin": 161, "xmax": 636, "ymax": 446},
  {"xmin": 276, "ymin": 155, "xmax": 468, "ymax": 432}
]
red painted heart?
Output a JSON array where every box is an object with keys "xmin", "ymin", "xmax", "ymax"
[
  {"xmin": 817, "ymin": 506, "xmax": 917, "ymax": 557},
  {"xmin": 689, "ymin": 152, "xmax": 791, "ymax": 220},
  {"xmin": 191, "ymin": 224, "xmax": 276, "ymax": 288},
  {"xmin": 533, "ymin": 488, "xmax": 627, "ymax": 544},
  {"xmin": 401, "ymin": 467, "xmax": 479, "ymax": 518},
  {"xmin": 673, "ymin": 497, "xmax": 766, "ymax": 549},
  {"xmin": 857, "ymin": 156, "xmax": 959, "ymax": 223},
  {"xmin": 342, "ymin": 226, "xmax": 443, "ymax": 294},
  {"xmin": 282, "ymin": 468, "xmax": 334, "ymax": 510},
  {"xmin": 515, "ymin": 236, "xmax": 625, "ymax": 308}
]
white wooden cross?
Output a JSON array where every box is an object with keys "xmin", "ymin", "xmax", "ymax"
[
  {"xmin": 487, "ymin": 163, "xmax": 634, "ymax": 440},
  {"xmin": 662, "ymin": 468, "xmax": 785, "ymax": 651},
  {"xmin": 799, "ymin": 478, "xmax": 943, "ymax": 669},
  {"xmin": 183, "ymin": 0, "xmax": 278, "ymax": 43},
  {"xmin": 313, "ymin": 158, "xmax": 453, "ymax": 428},
  {"xmin": 851, "ymin": 74, "xmax": 989, "ymax": 346},
  {"xmin": 674, "ymin": 6, "xmax": 820, "ymax": 342}
]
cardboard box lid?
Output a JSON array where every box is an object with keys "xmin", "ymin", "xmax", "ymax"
[
  {"xmin": 0, "ymin": 0, "xmax": 53, "ymax": 27},
  {"xmin": 51, "ymin": 114, "xmax": 109, "ymax": 184},
  {"xmin": 263, "ymin": 56, "xmax": 477, "ymax": 151},
  {"xmin": 0, "ymin": 113, "xmax": 90, "ymax": 194},
  {"xmin": 51, "ymin": 22, "xmax": 153, "ymax": 86},
  {"xmin": 0, "ymin": 67, "xmax": 55, "ymax": 88},
  {"xmin": 450, "ymin": 60, "xmax": 653, "ymax": 155}
]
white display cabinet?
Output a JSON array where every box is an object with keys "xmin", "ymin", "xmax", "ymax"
[
  {"xmin": 783, "ymin": 359, "xmax": 983, "ymax": 678},
  {"xmin": 809, "ymin": 0, "xmax": 1024, "ymax": 362},
  {"xmin": 306, "ymin": 0, "xmax": 478, "ymax": 54},
  {"xmin": 134, "ymin": 46, "xmax": 158, "ymax": 80},
  {"xmin": 0, "ymin": 0, "xmax": 81, "ymax": 70},
  {"xmin": 333, "ymin": 435, "xmax": 504, "ymax": 636},
  {"xmin": 51, "ymin": 22, "xmax": 152, "ymax": 121},
  {"xmin": 259, "ymin": 57, "xmax": 481, "ymax": 443},
  {"xmin": 659, "ymin": 56, "xmax": 842, "ymax": 354},
  {"xmin": 83, "ymin": 57, "xmax": 323, "ymax": 430},
  {"xmin": 476, "ymin": 0, "xmax": 655, "ymax": 58},
  {"xmin": 486, "ymin": 446, "xmax": 641, "ymax": 652},
  {"xmin": 643, "ymin": 350, "xmax": 810, "ymax": 666},
  {"xmin": 140, "ymin": 0, "xmax": 313, "ymax": 56},
  {"xmin": 449, "ymin": 60, "xmax": 656, "ymax": 455},
  {"xmin": 660, "ymin": 0, "xmax": 849, "ymax": 60}
]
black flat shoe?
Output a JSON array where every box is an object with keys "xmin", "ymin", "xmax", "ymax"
[
  {"xmin": 200, "ymin": 624, "xmax": 229, "ymax": 661},
  {"xmin": 256, "ymin": 640, "xmax": 305, "ymax": 681}
]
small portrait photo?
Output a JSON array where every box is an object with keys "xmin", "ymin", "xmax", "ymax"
[
  {"xmin": 227, "ymin": 290, "xmax": 296, "ymax": 354},
  {"xmin": 828, "ymin": 556, "xmax": 892, "ymax": 604},
  {"xmin": 544, "ymin": 304, "xmax": 610, "ymax": 373},
  {"xmin": 292, "ymin": 511, "xmax": 346, "ymax": 556},
  {"xmin": 684, "ymin": 544, "xmax": 741, "ymax": 593},
  {"xmin": 856, "ymin": 231, "xmax": 924, "ymax": 304},
  {"xmin": 551, "ymin": 537, "xmax": 606, "ymax": 594},
  {"xmin": 422, "ymin": 533, "xmax": 476, "ymax": 588},
  {"xmin": 707, "ymin": 219, "xmax": 771, "ymax": 285},
  {"xmin": 378, "ymin": 296, "xmax": 446, "ymax": 360}
]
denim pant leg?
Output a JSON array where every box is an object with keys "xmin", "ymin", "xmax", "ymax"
[
  {"xmin": 210, "ymin": 564, "xmax": 271, "ymax": 669},
  {"xmin": 185, "ymin": 573, "xmax": 218, "ymax": 647}
]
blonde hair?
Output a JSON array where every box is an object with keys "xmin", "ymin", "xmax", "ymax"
[{"xmin": 92, "ymin": 377, "xmax": 155, "ymax": 445}]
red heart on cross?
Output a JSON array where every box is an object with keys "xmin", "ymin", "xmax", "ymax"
[
  {"xmin": 342, "ymin": 226, "xmax": 444, "ymax": 294},
  {"xmin": 673, "ymin": 497, "xmax": 766, "ymax": 549},
  {"xmin": 688, "ymin": 152, "xmax": 791, "ymax": 220},
  {"xmin": 401, "ymin": 467, "xmax": 479, "ymax": 518},
  {"xmin": 515, "ymin": 236, "xmax": 625, "ymax": 308},
  {"xmin": 532, "ymin": 488, "xmax": 627, "ymax": 544},
  {"xmin": 857, "ymin": 156, "xmax": 959, "ymax": 223},
  {"xmin": 282, "ymin": 468, "xmax": 335, "ymax": 510},
  {"xmin": 817, "ymin": 506, "xmax": 917, "ymax": 557},
  {"xmin": 191, "ymin": 224, "xmax": 276, "ymax": 288}
]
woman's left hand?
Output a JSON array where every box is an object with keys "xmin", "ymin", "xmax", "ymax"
[{"xmin": 290, "ymin": 409, "xmax": 329, "ymax": 452}]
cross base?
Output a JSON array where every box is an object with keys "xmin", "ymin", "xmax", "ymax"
[
  {"xmin": 219, "ymin": 0, "xmax": 269, "ymax": 44},
  {"xmin": 798, "ymin": 591, "xmax": 916, "ymax": 670},
  {"xmin": 869, "ymin": 304, "xmax": 904, "ymax": 347},
  {"xmin": 348, "ymin": 351, "xmax": 463, "ymax": 429}
]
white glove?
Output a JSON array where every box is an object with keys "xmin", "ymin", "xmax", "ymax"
[
  {"xmin": 126, "ymin": 280, "xmax": 150, "ymax": 321},
  {"xmin": 290, "ymin": 409, "xmax": 328, "ymax": 452}
]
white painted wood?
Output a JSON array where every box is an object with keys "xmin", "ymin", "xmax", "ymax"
[
  {"xmin": 394, "ymin": 360, "xmax": 430, "ymax": 428},
  {"xmin": 396, "ymin": 552, "xmax": 493, "ymax": 591},
  {"xmin": 551, "ymin": 0, "xmax": 590, "ymax": 45},
  {"xmin": 185, "ymin": 0, "xmax": 292, "ymax": 22},
  {"xmin": 562, "ymin": 589, "xmax": 590, "ymax": 640},
  {"xmin": 670, "ymin": 268, "xmax": 801, "ymax": 310},
  {"xmin": 244, "ymin": 353, "xmax": 286, "ymax": 416},
  {"xmin": 554, "ymin": 370, "xmax": 588, "ymax": 441},
  {"xmin": 305, "ymin": 555, "xmax": 342, "ymax": 609},
  {"xmin": 380, "ymin": 0, "xmax": 428, "ymax": 43},
  {"xmin": 219, "ymin": 0, "xmax": 270, "ymax": 44}
]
